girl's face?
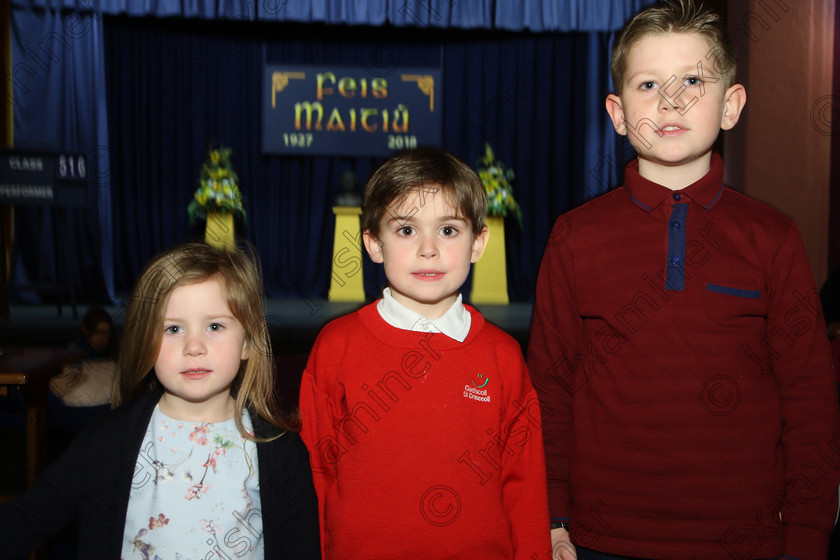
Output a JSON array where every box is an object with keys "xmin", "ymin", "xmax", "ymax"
[{"xmin": 154, "ymin": 276, "xmax": 249, "ymax": 422}]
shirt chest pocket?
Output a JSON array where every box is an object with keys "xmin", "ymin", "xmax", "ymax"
[
  {"xmin": 703, "ymin": 281, "xmax": 768, "ymax": 320},
  {"xmin": 705, "ymin": 282, "xmax": 762, "ymax": 300}
]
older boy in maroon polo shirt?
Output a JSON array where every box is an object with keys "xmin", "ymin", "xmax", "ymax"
[{"xmin": 528, "ymin": 1, "xmax": 840, "ymax": 559}]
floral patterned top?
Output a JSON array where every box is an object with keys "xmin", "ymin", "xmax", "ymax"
[{"xmin": 121, "ymin": 406, "xmax": 262, "ymax": 560}]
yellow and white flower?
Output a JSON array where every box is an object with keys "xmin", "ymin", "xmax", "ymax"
[
  {"xmin": 476, "ymin": 143, "xmax": 521, "ymax": 226},
  {"xmin": 188, "ymin": 146, "xmax": 246, "ymax": 224}
]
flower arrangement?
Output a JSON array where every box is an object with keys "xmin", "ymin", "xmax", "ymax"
[
  {"xmin": 476, "ymin": 143, "xmax": 521, "ymax": 226},
  {"xmin": 188, "ymin": 146, "xmax": 245, "ymax": 224}
]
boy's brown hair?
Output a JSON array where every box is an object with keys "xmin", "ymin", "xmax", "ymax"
[
  {"xmin": 362, "ymin": 147, "xmax": 487, "ymax": 237},
  {"xmin": 610, "ymin": 0, "xmax": 737, "ymax": 93}
]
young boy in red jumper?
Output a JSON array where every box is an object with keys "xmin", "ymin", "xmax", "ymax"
[
  {"xmin": 528, "ymin": 1, "xmax": 840, "ymax": 559},
  {"xmin": 300, "ymin": 147, "xmax": 550, "ymax": 559}
]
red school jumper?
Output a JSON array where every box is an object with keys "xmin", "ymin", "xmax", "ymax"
[{"xmin": 299, "ymin": 302, "xmax": 550, "ymax": 559}]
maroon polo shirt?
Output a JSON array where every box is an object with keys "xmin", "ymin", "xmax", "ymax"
[{"xmin": 528, "ymin": 154, "xmax": 840, "ymax": 560}]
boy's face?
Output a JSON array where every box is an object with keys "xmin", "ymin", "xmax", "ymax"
[
  {"xmin": 606, "ymin": 32, "xmax": 745, "ymax": 185},
  {"xmin": 363, "ymin": 187, "xmax": 488, "ymax": 320}
]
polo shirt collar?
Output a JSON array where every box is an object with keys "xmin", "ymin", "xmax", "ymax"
[
  {"xmin": 377, "ymin": 287, "xmax": 471, "ymax": 342},
  {"xmin": 625, "ymin": 153, "xmax": 725, "ymax": 212}
]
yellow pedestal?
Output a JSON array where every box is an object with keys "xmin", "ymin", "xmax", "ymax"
[
  {"xmin": 205, "ymin": 211, "xmax": 236, "ymax": 251},
  {"xmin": 329, "ymin": 206, "xmax": 365, "ymax": 302},
  {"xmin": 471, "ymin": 216, "xmax": 509, "ymax": 304}
]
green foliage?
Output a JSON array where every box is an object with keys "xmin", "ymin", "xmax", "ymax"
[
  {"xmin": 476, "ymin": 143, "xmax": 522, "ymax": 226},
  {"xmin": 188, "ymin": 146, "xmax": 246, "ymax": 224}
]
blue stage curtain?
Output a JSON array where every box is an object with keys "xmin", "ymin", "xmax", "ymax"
[
  {"xmin": 102, "ymin": 20, "xmax": 634, "ymax": 303},
  {"xmin": 13, "ymin": 0, "xmax": 657, "ymax": 30},
  {"xmin": 9, "ymin": 0, "xmax": 654, "ymax": 305},
  {"xmin": 9, "ymin": 6, "xmax": 115, "ymax": 303}
]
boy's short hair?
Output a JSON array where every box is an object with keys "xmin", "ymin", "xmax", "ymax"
[
  {"xmin": 362, "ymin": 147, "xmax": 487, "ymax": 237},
  {"xmin": 611, "ymin": 0, "xmax": 737, "ymax": 93}
]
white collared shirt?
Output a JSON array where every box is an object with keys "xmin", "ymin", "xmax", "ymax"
[{"xmin": 376, "ymin": 287, "xmax": 471, "ymax": 342}]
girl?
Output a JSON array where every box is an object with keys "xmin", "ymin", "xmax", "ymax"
[{"xmin": 0, "ymin": 242, "xmax": 320, "ymax": 559}]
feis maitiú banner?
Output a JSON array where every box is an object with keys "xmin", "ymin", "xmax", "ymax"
[{"xmin": 262, "ymin": 65, "xmax": 442, "ymax": 157}]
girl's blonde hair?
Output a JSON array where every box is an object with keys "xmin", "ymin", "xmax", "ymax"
[{"xmin": 113, "ymin": 242, "xmax": 292, "ymax": 439}]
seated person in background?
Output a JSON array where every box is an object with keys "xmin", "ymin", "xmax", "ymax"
[
  {"xmin": 70, "ymin": 307, "xmax": 114, "ymax": 359},
  {"xmin": 50, "ymin": 307, "xmax": 117, "ymax": 408}
]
